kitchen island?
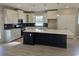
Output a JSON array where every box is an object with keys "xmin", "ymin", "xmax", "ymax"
[{"xmin": 23, "ymin": 27, "xmax": 74, "ymax": 48}]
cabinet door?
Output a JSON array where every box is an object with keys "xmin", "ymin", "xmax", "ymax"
[
  {"xmin": 35, "ymin": 33, "xmax": 47, "ymax": 44},
  {"xmin": 58, "ymin": 15, "xmax": 76, "ymax": 33},
  {"xmin": 28, "ymin": 13, "xmax": 34, "ymax": 23},
  {"xmin": 23, "ymin": 13, "xmax": 27, "ymax": 23},
  {"xmin": 13, "ymin": 29, "xmax": 21, "ymax": 39},
  {"xmin": 55, "ymin": 35, "xmax": 67, "ymax": 48},
  {"xmin": 4, "ymin": 9, "xmax": 18, "ymax": 24},
  {"xmin": 17, "ymin": 10, "xmax": 27, "ymax": 23},
  {"xmin": 4, "ymin": 30, "xmax": 12, "ymax": 42},
  {"xmin": 23, "ymin": 32, "xmax": 34, "ymax": 45},
  {"xmin": 34, "ymin": 33, "xmax": 67, "ymax": 48}
]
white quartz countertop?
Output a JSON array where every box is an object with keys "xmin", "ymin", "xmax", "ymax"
[{"xmin": 23, "ymin": 27, "xmax": 74, "ymax": 35}]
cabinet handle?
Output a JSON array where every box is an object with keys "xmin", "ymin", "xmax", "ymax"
[{"xmin": 29, "ymin": 33, "xmax": 32, "ymax": 36}]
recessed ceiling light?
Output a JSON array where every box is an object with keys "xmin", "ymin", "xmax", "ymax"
[{"xmin": 57, "ymin": 14, "xmax": 60, "ymax": 16}]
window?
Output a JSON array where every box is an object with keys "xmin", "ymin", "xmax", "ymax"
[{"xmin": 35, "ymin": 16, "xmax": 44, "ymax": 26}]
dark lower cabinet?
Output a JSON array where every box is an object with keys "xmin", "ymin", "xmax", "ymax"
[
  {"xmin": 23, "ymin": 32, "xmax": 67, "ymax": 48},
  {"xmin": 23, "ymin": 32, "xmax": 34, "ymax": 45},
  {"xmin": 34, "ymin": 33, "xmax": 67, "ymax": 48}
]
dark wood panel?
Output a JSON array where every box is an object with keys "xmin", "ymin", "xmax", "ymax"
[
  {"xmin": 34, "ymin": 33, "xmax": 67, "ymax": 48},
  {"xmin": 23, "ymin": 32, "xmax": 34, "ymax": 45},
  {"xmin": 23, "ymin": 32, "xmax": 67, "ymax": 48}
]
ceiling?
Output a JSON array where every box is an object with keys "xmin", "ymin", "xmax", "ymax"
[{"xmin": 0, "ymin": 3, "xmax": 79, "ymax": 11}]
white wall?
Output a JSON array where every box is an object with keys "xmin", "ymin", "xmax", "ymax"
[
  {"xmin": 43, "ymin": 12, "xmax": 48, "ymax": 23},
  {"xmin": 23, "ymin": 12, "xmax": 48, "ymax": 23},
  {"xmin": 33, "ymin": 12, "xmax": 47, "ymax": 23}
]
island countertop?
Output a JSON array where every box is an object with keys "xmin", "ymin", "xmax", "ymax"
[
  {"xmin": 23, "ymin": 27, "xmax": 74, "ymax": 48},
  {"xmin": 23, "ymin": 27, "xmax": 74, "ymax": 35}
]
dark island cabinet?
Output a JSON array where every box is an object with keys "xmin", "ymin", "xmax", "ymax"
[
  {"xmin": 23, "ymin": 32, "xmax": 34, "ymax": 45},
  {"xmin": 34, "ymin": 33, "xmax": 67, "ymax": 48},
  {"xmin": 23, "ymin": 32, "xmax": 67, "ymax": 48}
]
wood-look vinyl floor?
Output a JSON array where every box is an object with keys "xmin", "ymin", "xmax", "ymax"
[{"xmin": 0, "ymin": 38, "xmax": 79, "ymax": 56}]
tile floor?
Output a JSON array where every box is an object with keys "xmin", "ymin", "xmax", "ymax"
[{"xmin": 0, "ymin": 38, "xmax": 79, "ymax": 56}]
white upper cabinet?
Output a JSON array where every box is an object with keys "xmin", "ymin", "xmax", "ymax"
[
  {"xmin": 22, "ymin": 13, "xmax": 27, "ymax": 23},
  {"xmin": 17, "ymin": 10, "xmax": 23, "ymax": 19},
  {"xmin": 17, "ymin": 10, "xmax": 27, "ymax": 23},
  {"xmin": 4, "ymin": 9, "xmax": 18, "ymax": 24},
  {"xmin": 47, "ymin": 11, "xmax": 57, "ymax": 19}
]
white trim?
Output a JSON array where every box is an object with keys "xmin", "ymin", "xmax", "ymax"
[{"xmin": 67, "ymin": 35, "xmax": 76, "ymax": 39}]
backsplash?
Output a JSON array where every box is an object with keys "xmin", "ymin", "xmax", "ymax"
[{"xmin": 4, "ymin": 23, "xmax": 48, "ymax": 29}]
